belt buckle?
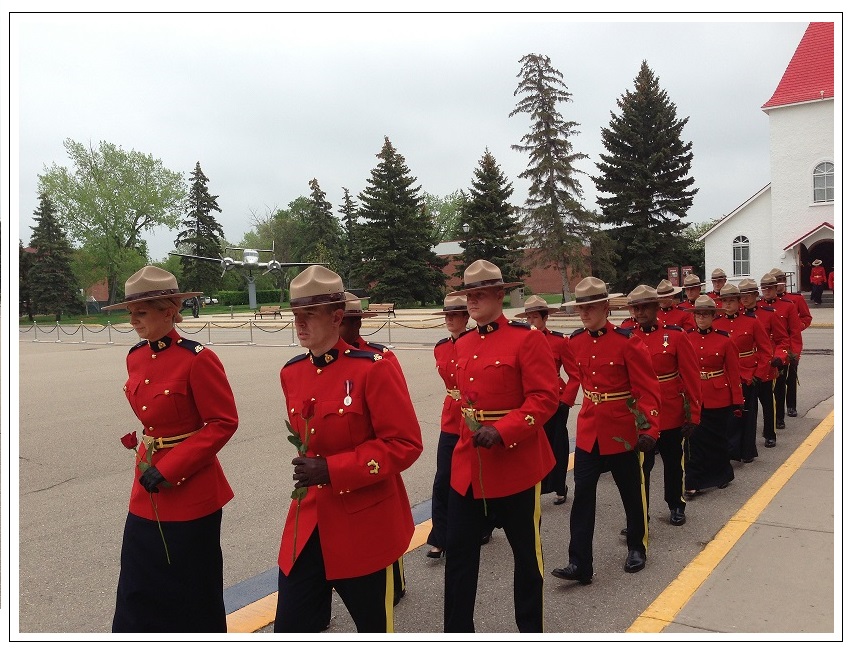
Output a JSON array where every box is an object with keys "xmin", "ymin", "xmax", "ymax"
[
  {"xmin": 588, "ymin": 391, "xmax": 602, "ymax": 405},
  {"xmin": 700, "ymin": 371, "xmax": 709, "ymax": 380}
]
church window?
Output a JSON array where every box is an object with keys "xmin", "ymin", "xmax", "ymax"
[
  {"xmin": 732, "ymin": 235, "xmax": 749, "ymax": 276},
  {"xmin": 813, "ymin": 162, "xmax": 834, "ymax": 203}
]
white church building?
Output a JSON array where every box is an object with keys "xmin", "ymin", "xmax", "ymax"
[{"xmin": 700, "ymin": 22, "xmax": 834, "ymax": 294}]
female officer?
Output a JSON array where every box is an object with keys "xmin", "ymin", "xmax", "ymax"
[{"xmin": 103, "ymin": 266, "xmax": 239, "ymax": 633}]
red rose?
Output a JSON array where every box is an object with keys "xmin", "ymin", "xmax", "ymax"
[
  {"xmin": 465, "ymin": 391, "xmax": 479, "ymax": 405},
  {"xmin": 300, "ymin": 399, "xmax": 316, "ymax": 420},
  {"xmin": 121, "ymin": 431, "xmax": 138, "ymax": 449}
]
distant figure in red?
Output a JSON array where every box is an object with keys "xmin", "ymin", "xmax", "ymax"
[
  {"xmin": 828, "ymin": 270, "xmax": 834, "ymax": 291},
  {"xmin": 809, "ymin": 259, "xmax": 827, "ymax": 305}
]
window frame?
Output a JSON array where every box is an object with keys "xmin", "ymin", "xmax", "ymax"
[
  {"xmin": 732, "ymin": 235, "xmax": 750, "ymax": 277},
  {"xmin": 813, "ymin": 161, "xmax": 834, "ymax": 203}
]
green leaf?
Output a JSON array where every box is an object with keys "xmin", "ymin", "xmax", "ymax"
[
  {"xmin": 287, "ymin": 434, "xmax": 307, "ymax": 454},
  {"xmin": 291, "ymin": 487, "xmax": 308, "ymax": 501},
  {"xmin": 285, "ymin": 420, "xmax": 300, "ymax": 437}
]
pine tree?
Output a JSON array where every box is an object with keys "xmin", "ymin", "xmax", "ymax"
[
  {"xmin": 355, "ymin": 136, "xmax": 445, "ymax": 306},
  {"xmin": 457, "ymin": 149, "xmax": 527, "ymax": 282},
  {"xmin": 302, "ymin": 178, "xmax": 344, "ymax": 270},
  {"xmin": 174, "ymin": 162, "xmax": 225, "ymax": 294},
  {"xmin": 27, "ymin": 193, "xmax": 82, "ymax": 320},
  {"xmin": 338, "ymin": 187, "xmax": 361, "ymax": 288},
  {"xmin": 593, "ymin": 60, "xmax": 698, "ymax": 292},
  {"xmin": 19, "ymin": 240, "xmax": 35, "ymax": 320},
  {"xmin": 510, "ymin": 53, "xmax": 596, "ymax": 299}
]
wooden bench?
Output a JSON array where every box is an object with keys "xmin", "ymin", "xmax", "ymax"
[
  {"xmin": 254, "ymin": 305, "xmax": 282, "ymax": 319},
  {"xmin": 608, "ymin": 296, "xmax": 629, "ymax": 314},
  {"xmin": 368, "ymin": 303, "xmax": 396, "ymax": 318}
]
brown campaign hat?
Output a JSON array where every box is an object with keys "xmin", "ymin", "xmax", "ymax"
[
  {"xmin": 561, "ymin": 277, "xmax": 622, "ymax": 307},
  {"xmin": 627, "ymin": 284, "xmax": 660, "ymax": 306},
  {"xmin": 102, "ymin": 265, "xmax": 202, "ymax": 311},
  {"xmin": 684, "ymin": 295, "xmax": 718, "ymax": 313},
  {"xmin": 738, "ymin": 279, "xmax": 760, "ymax": 294},
  {"xmin": 431, "ymin": 294, "xmax": 469, "ymax": 316},
  {"xmin": 812, "ymin": 259, "xmax": 823, "ymax": 266},
  {"xmin": 447, "ymin": 259, "xmax": 523, "ymax": 297},
  {"xmin": 520, "ymin": 294, "xmax": 560, "ymax": 316},
  {"xmin": 769, "ymin": 267, "xmax": 785, "ymax": 281},
  {"xmin": 759, "ymin": 273, "xmax": 780, "ymax": 288},
  {"xmin": 711, "ymin": 268, "xmax": 728, "ymax": 280},
  {"xmin": 656, "ymin": 279, "xmax": 682, "ymax": 298},
  {"xmin": 682, "ymin": 273, "xmax": 702, "ymax": 289},
  {"xmin": 343, "ymin": 292, "xmax": 379, "ymax": 318},
  {"xmin": 288, "ymin": 265, "xmax": 346, "ymax": 309},
  {"xmin": 719, "ymin": 282, "xmax": 740, "ymax": 298}
]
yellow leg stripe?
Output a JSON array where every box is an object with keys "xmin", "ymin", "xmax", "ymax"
[
  {"xmin": 384, "ymin": 564, "xmax": 394, "ymax": 633},
  {"xmin": 638, "ymin": 451, "xmax": 649, "ymax": 551}
]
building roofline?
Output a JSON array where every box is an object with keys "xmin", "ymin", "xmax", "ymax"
[{"xmin": 698, "ymin": 184, "xmax": 771, "ymax": 241}]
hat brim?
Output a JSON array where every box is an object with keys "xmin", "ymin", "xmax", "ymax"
[
  {"xmin": 628, "ymin": 297, "xmax": 662, "ymax": 306},
  {"xmin": 561, "ymin": 292, "xmax": 623, "ymax": 307},
  {"xmin": 683, "ymin": 305, "xmax": 720, "ymax": 313},
  {"xmin": 520, "ymin": 307, "xmax": 560, "ymax": 316},
  {"xmin": 101, "ymin": 291, "xmax": 203, "ymax": 311},
  {"xmin": 447, "ymin": 281, "xmax": 523, "ymax": 297},
  {"xmin": 431, "ymin": 308, "xmax": 470, "ymax": 316},
  {"xmin": 812, "ymin": 261, "xmax": 822, "ymax": 266},
  {"xmin": 344, "ymin": 311, "xmax": 380, "ymax": 318},
  {"xmin": 658, "ymin": 286, "xmax": 682, "ymax": 295}
]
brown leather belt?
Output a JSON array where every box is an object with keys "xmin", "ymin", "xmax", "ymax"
[
  {"xmin": 461, "ymin": 407, "xmax": 511, "ymax": 422},
  {"xmin": 656, "ymin": 371, "xmax": 680, "ymax": 382},
  {"xmin": 150, "ymin": 428, "xmax": 200, "ymax": 451},
  {"xmin": 699, "ymin": 370, "xmax": 724, "ymax": 380},
  {"xmin": 583, "ymin": 389, "xmax": 631, "ymax": 405},
  {"xmin": 447, "ymin": 388, "xmax": 461, "ymax": 400}
]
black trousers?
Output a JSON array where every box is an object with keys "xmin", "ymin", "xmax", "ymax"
[
  {"xmin": 275, "ymin": 527, "xmax": 393, "ymax": 633},
  {"xmin": 811, "ymin": 283, "xmax": 824, "ymax": 304},
  {"xmin": 113, "ymin": 510, "xmax": 226, "ymax": 633},
  {"xmin": 568, "ymin": 442, "xmax": 648, "ymax": 577},
  {"xmin": 786, "ymin": 358, "xmax": 799, "ymax": 411},
  {"xmin": 727, "ymin": 381, "xmax": 759, "ymax": 461},
  {"xmin": 685, "ymin": 406, "xmax": 735, "ymax": 491},
  {"xmin": 757, "ymin": 377, "xmax": 777, "ymax": 441},
  {"xmin": 426, "ymin": 431, "xmax": 459, "ymax": 549},
  {"xmin": 642, "ymin": 427, "xmax": 686, "ymax": 512},
  {"xmin": 541, "ymin": 406, "xmax": 571, "ymax": 496},
  {"xmin": 773, "ymin": 365, "xmax": 789, "ymax": 423},
  {"xmin": 444, "ymin": 484, "xmax": 544, "ymax": 633}
]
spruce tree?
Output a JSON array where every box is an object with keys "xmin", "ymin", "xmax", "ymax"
[
  {"xmin": 338, "ymin": 187, "xmax": 361, "ymax": 289},
  {"xmin": 174, "ymin": 162, "xmax": 226, "ymax": 294},
  {"xmin": 355, "ymin": 136, "xmax": 445, "ymax": 306},
  {"xmin": 27, "ymin": 193, "xmax": 82, "ymax": 320},
  {"xmin": 19, "ymin": 240, "xmax": 35, "ymax": 321},
  {"xmin": 302, "ymin": 178, "xmax": 344, "ymax": 270},
  {"xmin": 510, "ymin": 53, "xmax": 596, "ymax": 298},
  {"xmin": 593, "ymin": 60, "xmax": 698, "ymax": 292},
  {"xmin": 457, "ymin": 149, "xmax": 527, "ymax": 282}
]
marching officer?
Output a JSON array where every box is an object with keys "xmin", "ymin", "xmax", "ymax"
[
  {"xmin": 758, "ymin": 273, "xmax": 803, "ymax": 431},
  {"xmin": 714, "ymin": 283, "xmax": 772, "ymax": 463},
  {"xmin": 706, "ymin": 268, "xmax": 728, "ymax": 306},
  {"xmin": 552, "ymin": 277, "xmax": 660, "ymax": 584},
  {"xmin": 739, "ymin": 278, "xmax": 791, "ymax": 448},
  {"xmin": 520, "ymin": 294, "xmax": 572, "ymax": 505},
  {"xmin": 656, "ymin": 279, "xmax": 694, "ymax": 330},
  {"xmin": 443, "ymin": 260, "xmax": 557, "ymax": 633},
  {"xmin": 677, "ymin": 273, "xmax": 703, "ymax": 312},
  {"xmin": 623, "ymin": 284, "xmax": 701, "ymax": 527},
  {"xmin": 771, "ymin": 268, "xmax": 811, "ymax": 419},
  {"xmin": 683, "ymin": 296, "xmax": 742, "ymax": 495},
  {"xmin": 275, "ymin": 265, "xmax": 422, "ymax": 633},
  {"xmin": 810, "ymin": 259, "xmax": 827, "ymax": 305}
]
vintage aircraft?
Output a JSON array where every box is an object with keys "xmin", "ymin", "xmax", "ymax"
[{"xmin": 169, "ymin": 245, "xmax": 317, "ymax": 310}]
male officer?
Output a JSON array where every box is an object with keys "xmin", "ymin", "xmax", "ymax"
[
  {"xmin": 443, "ymin": 260, "xmax": 557, "ymax": 633},
  {"xmin": 275, "ymin": 265, "xmax": 422, "ymax": 633},
  {"xmin": 771, "ymin": 268, "xmax": 811, "ymax": 418},
  {"xmin": 677, "ymin": 273, "xmax": 703, "ymax": 313},
  {"xmin": 552, "ymin": 277, "xmax": 660, "ymax": 584},
  {"xmin": 624, "ymin": 284, "xmax": 700, "ymax": 526},
  {"xmin": 706, "ymin": 268, "xmax": 728, "ymax": 306},
  {"xmin": 656, "ymin": 279, "xmax": 693, "ymax": 330}
]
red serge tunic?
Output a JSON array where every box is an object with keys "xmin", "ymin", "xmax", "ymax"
[
  {"xmin": 686, "ymin": 328, "xmax": 744, "ymax": 408},
  {"xmin": 540, "ymin": 328, "xmax": 570, "ymax": 396},
  {"xmin": 750, "ymin": 305, "xmax": 792, "ymax": 369},
  {"xmin": 759, "ymin": 297, "xmax": 803, "ymax": 358},
  {"xmin": 713, "ymin": 312, "xmax": 772, "ymax": 383},
  {"xmin": 658, "ymin": 305, "xmax": 695, "ymax": 330},
  {"xmin": 628, "ymin": 322, "xmax": 701, "ymax": 431},
  {"xmin": 123, "ymin": 331, "xmax": 238, "ymax": 522},
  {"xmin": 434, "ymin": 329, "xmax": 472, "ymax": 434},
  {"xmin": 779, "ymin": 291, "xmax": 813, "ymax": 329},
  {"xmin": 452, "ymin": 315, "xmax": 557, "ymax": 498},
  {"xmin": 278, "ymin": 339, "xmax": 422, "ymax": 580},
  {"xmin": 560, "ymin": 323, "xmax": 661, "ymax": 455},
  {"xmin": 355, "ymin": 335, "xmax": 406, "ymax": 381}
]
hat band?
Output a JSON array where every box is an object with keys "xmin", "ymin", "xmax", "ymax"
[
  {"xmin": 575, "ymin": 292, "xmax": 610, "ymax": 304},
  {"xmin": 291, "ymin": 291, "xmax": 346, "ymax": 307},
  {"xmin": 463, "ymin": 278, "xmax": 505, "ymax": 289},
  {"xmin": 658, "ymin": 290, "xmax": 677, "ymax": 297},
  {"xmin": 442, "ymin": 305, "xmax": 468, "ymax": 312},
  {"xmin": 123, "ymin": 288, "xmax": 180, "ymax": 302}
]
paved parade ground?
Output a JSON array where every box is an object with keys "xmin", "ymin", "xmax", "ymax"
[{"xmin": 14, "ymin": 307, "xmax": 838, "ymax": 639}]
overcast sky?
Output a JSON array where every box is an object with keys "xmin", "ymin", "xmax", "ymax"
[{"xmin": 11, "ymin": 12, "xmax": 820, "ymax": 262}]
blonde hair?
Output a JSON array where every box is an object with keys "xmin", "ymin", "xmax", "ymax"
[{"xmin": 145, "ymin": 297, "xmax": 183, "ymax": 324}]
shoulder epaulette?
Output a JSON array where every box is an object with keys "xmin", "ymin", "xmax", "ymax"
[
  {"xmin": 713, "ymin": 328, "xmax": 730, "ymax": 337},
  {"xmin": 129, "ymin": 340, "xmax": 147, "ymax": 354},
  {"xmin": 346, "ymin": 348, "xmax": 382, "ymax": 362},
  {"xmin": 435, "ymin": 336, "xmax": 451, "ymax": 347},
  {"xmin": 509, "ymin": 320, "xmax": 533, "ymax": 329},
  {"xmin": 176, "ymin": 338, "xmax": 205, "ymax": 355},
  {"xmin": 364, "ymin": 341, "xmax": 390, "ymax": 354},
  {"xmin": 759, "ymin": 305, "xmax": 776, "ymax": 312},
  {"xmin": 570, "ymin": 327, "xmax": 585, "ymax": 338},
  {"xmin": 284, "ymin": 353, "xmax": 309, "ymax": 367},
  {"xmin": 742, "ymin": 312, "xmax": 756, "ymax": 319},
  {"xmin": 614, "ymin": 326, "xmax": 633, "ymax": 338},
  {"xmin": 548, "ymin": 329, "xmax": 565, "ymax": 338},
  {"xmin": 664, "ymin": 324, "xmax": 684, "ymax": 331},
  {"xmin": 779, "ymin": 297, "xmax": 794, "ymax": 304},
  {"xmin": 457, "ymin": 328, "xmax": 474, "ymax": 339}
]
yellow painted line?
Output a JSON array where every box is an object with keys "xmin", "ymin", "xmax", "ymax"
[{"xmin": 628, "ymin": 410, "xmax": 834, "ymax": 633}]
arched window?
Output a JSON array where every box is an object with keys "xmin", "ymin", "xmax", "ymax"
[
  {"xmin": 813, "ymin": 162, "xmax": 834, "ymax": 203},
  {"xmin": 732, "ymin": 235, "xmax": 749, "ymax": 276}
]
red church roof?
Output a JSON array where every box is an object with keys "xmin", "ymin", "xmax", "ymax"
[{"xmin": 763, "ymin": 22, "xmax": 834, "ymax": 109}]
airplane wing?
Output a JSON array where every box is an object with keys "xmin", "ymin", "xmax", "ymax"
[{"xmin": 168, "ymin": 251, "xmax": 243, "ymax": 265}]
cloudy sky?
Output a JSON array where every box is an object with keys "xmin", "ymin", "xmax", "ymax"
[{"xmin": 10, "ymin": 11, "xmax": 823, "ymax": 262}]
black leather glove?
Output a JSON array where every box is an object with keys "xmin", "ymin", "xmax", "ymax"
[
  {"xmin": 635, "ymin": 434, "xmax": 656, "ymax": 453},
  {"xmin": 139, "ymin": 466, "xmax": 166, "ymax": 493},
  {"xmin": 292, "ymin": 456, "xmax": 330, "ymax": 488},
  {"xmin": 771, "ymin": 357, "xmax": 785, "ymax": 369},
  {"xmin": 681, "ymin": 422, "xmax": 696, "ymax": 438},
  {"xmin": 472, "ymin": 425, "xmax": 503, "ymax": 449}
]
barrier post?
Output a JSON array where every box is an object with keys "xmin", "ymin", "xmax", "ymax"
[
  {"xmin": 107, "ymin": 321, "xmax": 114, "ymax": 345},
  {"xmin": 33, "ymin": 321, "xmax": 38, "ymax": 342},
  {"xmin": 56, "ymin": 321, "xmax": 61, "ymax": 343},
  {"xmin": 81, "ymin": 321, "xmax": 85, "ymax": 343},
  {"xmin": 290, "ymin": 320, "xmax": 297, "ymax": 346},
  {"xmin": 206, "ymin": 321, "xmax": 213, "ymax": 345},
  {"xmin": 387, "ymin": 317, "xmax": 392, "ymax": 345},
  {"xmin": 230, "ymin": 305, "xmax": 234, "ymax": 319},
  {"xmin": 249, "ymin": 320, "xmax": 254, "ymax": 345}
]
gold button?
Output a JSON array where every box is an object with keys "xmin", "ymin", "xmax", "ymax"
[
  {"xmin": 144, "ymin": 379, "xmax": 150, "ymax": 384},
  {"xmin": 316, "ymin": 369, "xmax": 322, "ymax": 374},
  {"xmin": 151, "ymin": 354, "xmax": 157, "ymax": 359},
  {"xmin": 164, "ymin": 389, "xmax": 170, "ymax": 395},
  {"xmin": 338, "ymin": 409, "xmax": 344, "ymax": 415},
  {"xmin": 473, "ymin": 355, "xmax": 478, "ymax": 359},
  {"xmin": 481, "ymin": 335, "xmax": 485, "ymax": 339},
  {"xmin": 495, "ymin": 361, "xmax": 500, "ymax": 365},
  {"xmin": 470, "ymin": 377, "xmax": 474, "ymax": 381},
  {"xmin": 148, "ymin": 426, "xmax": 154, "ymax": 431},
  {"xmin": 290, "ymin": 408, "xmax": 295, "ymax": 413},
  {"xmin": 177, "ymin": 339, "xmax": 183, "ymax": 343},
  {"xmin": 344, "ymin": 349, "xmax": 351, "ymax": 354},
  {"xmin": 310, "ymin": 428, "xmax": 315, "ymax": 434},
  {"xmin": 142, "ymin": 406, "xmax": 147, "ymax": 411}
]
